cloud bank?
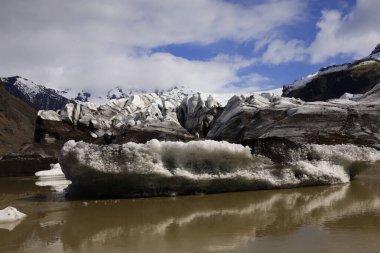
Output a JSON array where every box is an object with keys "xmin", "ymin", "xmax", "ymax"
[
  {"xmin": 262, "ymin": 0, "xmax": 380, "ymax": 64},
  {"xmin": 308, "ymin": 0, "xmax": 380, "ymax": 63},
  {"xmin": 0, "ymin": 0, "xmax": 303, "ymax": 94}
]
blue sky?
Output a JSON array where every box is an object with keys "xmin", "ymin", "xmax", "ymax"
[
  {"xmin": 152, "ymin": 0, "xmax": 358, "ymax": 90},
  {"xmin": 1, "ymin": 0, "xmax": 379, "ymax": 94}
]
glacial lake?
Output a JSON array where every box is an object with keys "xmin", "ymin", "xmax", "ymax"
[{"xmin": 1, "ymin": 168, "xmax": 380, "ymax": 253}]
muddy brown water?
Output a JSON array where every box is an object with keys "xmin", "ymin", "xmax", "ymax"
[{"xmin": 1, "ymin": 168, "xmax": 380, "ymax": 253}]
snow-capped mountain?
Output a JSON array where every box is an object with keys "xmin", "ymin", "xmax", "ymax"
[
  {"xmin": 283, "ymin": 64, "xmax": 350, "ymax": 96},
  {"xmin": 0, "ymin": 76, "xmax": 72, "ymax": 110},
  {"xmin": 367, "ymin": 44, "xmax": 380, "ymax": 60},
  {"xmin": 107, "ymin": 86, "xmax": 148, "ymax": 100},
  {"xmin": 73, "ymin": 91, "xmax": 92, "ymax": 102},
  {"xmin": 283, "ymin": 43, "xmax": 380, "ymax": 101},
  {"xmin": 1, "ymin": 74, "xmax": 283, "ymax": 112},
  {"xmin": 71, "ymin": 85, "xmax": 199, "ymax": 105}
]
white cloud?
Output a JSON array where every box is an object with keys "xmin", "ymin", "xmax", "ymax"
[
  {"xmin": 308, "ymin": 0, "xmax": 380, "ymax": 63},
  {"xmin": 259, "ymin": 0, "xmax": 380, "ymax": 65},
  {"xmin": 71, "ymin": 52, "xmax": 249, "ymax": 94},
  {"xmin": 0, "ymin": 0, "xmax": 304, "ymax": 93},
  {"xmin": 262, "ymin": 39, "xmax": 307, "ymax": 64},
  {"xmin": 219, "ymin": 73, "xmax": 271, "ymax": 93}
]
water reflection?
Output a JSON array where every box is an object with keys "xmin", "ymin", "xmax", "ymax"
[
  {"xmin": 0, "ymin": 220, "xmax": 23, "ymax": 231},
  {"xmin": 62, "ymin": 183, "xmax": 380, "ymax": 253},
  {"xmin": 0, "ymin": 171, "xmax": 380, "ymax": 253},
  {"xmin": 35, "ymin": 178, "xmax": 71, "ymax": 192}
]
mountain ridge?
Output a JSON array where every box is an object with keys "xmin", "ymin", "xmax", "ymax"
[
  {"xmin": 0, "ymin": 80, "xmax": 37, "ymax": 155},
  {"xmin": 0, "ymin": 76, "xmax": 72, "ymax": 110},
  {"xmin": 283, "ymin": 43, "xmax": 380, "ymax": 101}
]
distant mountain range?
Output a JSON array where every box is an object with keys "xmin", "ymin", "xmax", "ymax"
[
  {"xmin": 0, "ymin": 76, "xmax": 282, "ymax": 111},
  {"xmin": 0, "ymin": 76, "xmax": 157, "ymax": 110}
]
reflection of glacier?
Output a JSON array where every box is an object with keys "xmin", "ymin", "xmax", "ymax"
[{"xmin": 60, "ymin": 179, "xmax": 380, "ymax": 253}]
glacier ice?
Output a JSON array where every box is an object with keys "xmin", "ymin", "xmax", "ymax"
[
  {"xmin": 35, "ymin": 163, "xmax": 64, "ymax": 177},
  {"xmin": 60, "ymin": 139, "xmax": 380, "ymax": 197},
  {"xmin": 0, "ymin": 207, "xmax": 26, "ymax": 224}
]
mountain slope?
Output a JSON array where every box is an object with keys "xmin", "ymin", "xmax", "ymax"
[
  {"xmin": 283, "ymin": 44, "xmax": 380, "ymax": 101},
  {"xmin": 0, "ymin": 76, "xmax": 71, "ymax": 110},
  {"xmin": 0, "ymin": 81, "xmax": 37, "ymax": 155}
]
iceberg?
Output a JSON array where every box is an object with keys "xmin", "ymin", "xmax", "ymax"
[{"xmin": 60, "ymin": 139, "xmax": 380, "ymax": 197}]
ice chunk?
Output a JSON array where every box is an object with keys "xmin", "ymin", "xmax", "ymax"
[
  {"xmin": 38, "ymin": 110, "xmax": 62, "ymax": 121},
  {"xmin": 339, "ymin": 93, "xmax": 362, "ymax": 100},
  {"xmin": 60, "ymin": 140, "xmax": 380, "ymax": 197},
  {"xmin": 35, "ymin": 163, "xmax": 64, "ymax": 177},
  {"xmin": 0, "ymin": 207, "xmax": 26, "ymax": 224}
]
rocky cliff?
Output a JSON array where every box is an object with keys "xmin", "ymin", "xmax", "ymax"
[
  {"xmin": 209, "ymin": 86, "xmax": 380, "ymax": 161},
  {"xmin": 0, "ymin": 81, "xmax": 36, "ymax": 155},
  {"xmin": 283, "ymin": 44, "xmax": 380, "ymax": 101}
]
